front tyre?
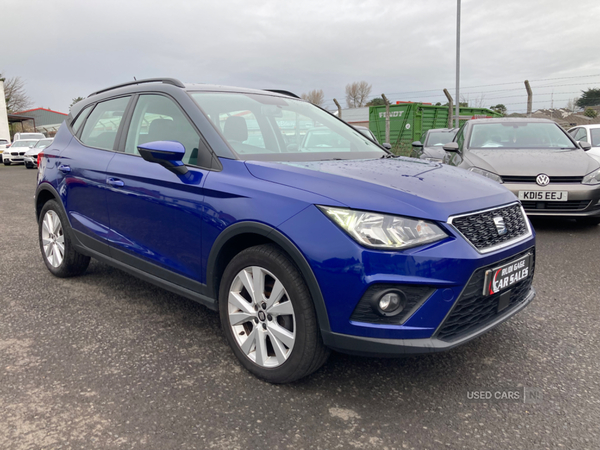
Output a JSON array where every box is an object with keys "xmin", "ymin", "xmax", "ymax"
[
  {"xmin": 39, "ymin": 200, "xmax": 90, "ymax": 277},
  {"xmin": 219, "ymin": 244, "xmax": 329, "ymax": 383}
]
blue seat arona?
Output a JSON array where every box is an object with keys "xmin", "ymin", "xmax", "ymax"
[{"xmin": 35, "ymin": 78, "xmax": 535, "ymax": 383}]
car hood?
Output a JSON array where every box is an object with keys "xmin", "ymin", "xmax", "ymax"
[
  {"xmin": 24, "ymin": 148, "xmax": 42, "ymax": 156},
  {"xmin": 466, "ymin": 149, "xmax": 600, "ymax": 176},
  {"xmin": 245, "ymin": 157, "xmax": 515, "ymax": 221}
]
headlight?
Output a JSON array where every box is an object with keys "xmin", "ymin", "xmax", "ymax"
[
  {"xmin": 425, "ymin": 157, "xmax": 443, "ymax": 163},
  {"xmin": 318, "ymin": 206, "xmax": 447, "ymax": 249},
  {"xmin": 468, "ymin": 167, "xmax": 503, "ymax": 183},
  {"xmin": 583, "ymin": 168, "xmax": 600, "ymax": 185}
]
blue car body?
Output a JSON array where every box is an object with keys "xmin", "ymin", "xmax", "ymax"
[{"xmin": 35, "ymin": 80, "xmax": 535, "ymax": 361}]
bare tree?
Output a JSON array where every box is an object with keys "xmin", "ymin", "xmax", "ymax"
[
  {"xmin": 0, "ymin": 74, "xmax": 33, "ymax": 113},
  {"xmin": 345, "ymin": 81, "xmax": 372, "ymax": 108},
  {"xmin": 460, "ymin": 93, "xmax": 486, "ymax": 108},
  {"xmin": 301, "ymin": 89, "xmax": 324, "ymax": 107}
]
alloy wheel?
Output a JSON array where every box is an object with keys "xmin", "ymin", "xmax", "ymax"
[
  {"xmin": 41, "ymin": 210, "xmax": 65, "ymax": 268},
  {"xmin": 228, "ymin": 266, "xmax": 296, "ymax": 368}
]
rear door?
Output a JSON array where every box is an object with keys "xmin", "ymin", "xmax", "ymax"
[
  {"xmin": 57, "ymin": 96, "xmax": 131, "ymax": 254},
  {"xmin": 104, "ymin": 93, "xmax": 211, "ymax": 285}
]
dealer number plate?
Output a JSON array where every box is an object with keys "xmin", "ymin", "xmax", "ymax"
[
  {"xmin": 483, "ymin": 253, "xmax": 532, "ymax": 296},
  {"xmin": 518, "ymin": 191, "xmax": 568, "ymax": 201}
]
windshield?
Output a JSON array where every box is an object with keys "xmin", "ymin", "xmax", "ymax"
[
  {"xmin": 18, "ymin": 133, "xmax": 44, "ymax": 140},
  {"xmin": 190, "ymin": 92, "xmax": 386, "ymax": 161},
  {"xmin": 34, "ymin": 139, "xmax": 53, "ymax": 149},
  {"xmin": 591, "ymin": 129, "xmax": 600, "ymax": 147},
  {"xmin": 12, "ymin": 140, "xmax": 38, "ymax": 147},
  {"xmin": 468, "ymin": 122, "xmax": 576, "ymax": 149},
  {"xmin": 425, "ymin": 131, "xmax": 455, "ymax": 146}
]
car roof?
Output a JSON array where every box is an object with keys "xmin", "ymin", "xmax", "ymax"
[
  {"xmin": 468, "ymin": 117, "xmax": 556, "ymax": 125},
  {"xmin": 427, "ymin": 128, "xmax": 457, "ymax": 133},
  {"xmin": 72, "ymin": 78, "xmax": 302, "ymax": 119}
]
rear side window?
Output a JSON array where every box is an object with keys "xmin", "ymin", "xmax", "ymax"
[
  {"xmin": 80, "ymin": 97, "xmax": 130, "ymax": 150},
  {"xmin": 71, "ymin": 106, "xmax": 93, "ymax": 136}
]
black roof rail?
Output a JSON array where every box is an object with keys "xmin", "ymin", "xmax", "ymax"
[
  {"xmin": 263, "ymin": 89, "xmax": 300, "ymax": 99},
  {"xmin": 88, "ymin": 78, "xmax": 186, "ymax": 97}
]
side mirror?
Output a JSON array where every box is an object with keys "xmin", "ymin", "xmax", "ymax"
[
  {"xmin": 579, "ymin": 140, "xmax": 592, "ymax": 151},
  {"xmin": 138, "ymin": 140, "xmax": 188, "ymax": 175},
  {"xmin": 412, "ymin": 141, "xmax": 423, "ymax": 148},
  {"xmin": 382, "ymin": 143, "xmax": 392, "ymax": 150},
  {"xmin": 443, "ymin": 142, "xmax": 460, "ymax": 152}
]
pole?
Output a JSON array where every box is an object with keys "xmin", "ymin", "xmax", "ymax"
[
  {"xmin": 524, "ymin": 80, "xmax": 533, "ymax": 117},
  {"xmin": 455, "ymin": 0, "xmax": 461, "ymax": 128},
  {"xmin": 443, "ymin": 89, "xmax": 454, "ymax": 128},
  {"xmin": 333, "ymin": 98, "xmax": 342, "ymax": 119},
  {"xmin": 382, "ymin": 93, "xmax": 391, "ymax": 144}
]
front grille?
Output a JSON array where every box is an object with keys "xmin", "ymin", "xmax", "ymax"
[
  {"xmin": 503, "ymin": 175, "xmax": 583, "ymax": 184},
  {"xmin": 11, "ymin": 152, "xmax": 18, "ymax": 156},
  {"xmin": 450, "ymin": 203, "xmax": 529, "ymax": 252},
  {"xmin": 436, "ymin": 248, "xmax": 535, "ymax": 342},
  {"xmin": 521, "ymin": 200, "xmax": 590, "ymax": 211}
]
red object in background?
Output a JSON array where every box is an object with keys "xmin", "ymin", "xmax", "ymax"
[{"xmin": 37, "ymin": 151, "xmax": 44, "ymax": 167}]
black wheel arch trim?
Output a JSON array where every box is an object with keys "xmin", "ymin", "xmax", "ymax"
[{"xmin": 206, "ymin": 221, "xmax": 331, "ymax": 333}]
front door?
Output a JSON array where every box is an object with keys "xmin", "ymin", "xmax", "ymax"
[{"xmin": 104, "ymin": 94, "xmax": 210, "ymax": 285}]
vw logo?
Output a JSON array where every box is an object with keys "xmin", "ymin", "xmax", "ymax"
[
  {"xmin": 493, "ymin": 216, "xmax": 507, "ymax": 236},
  {"xmin": 536, "ymin": 174, "xmax": 550, "ymax": 186}
]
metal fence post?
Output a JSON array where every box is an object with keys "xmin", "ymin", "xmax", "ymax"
[
  {"xmin": 382, "ymin": 94, "xmax": 390, "ymax": 144},
  {"xmin": 444, "ymin": 89, "xmax": 454, "ymax": 128}
]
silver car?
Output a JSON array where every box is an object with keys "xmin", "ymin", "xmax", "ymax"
[
  {"xmin": 24, "ymin": 138, "xmax": 54, "ymax": 169},
  {"xmin": 442, "ymin": 118, "xmax": 600, "ymax": 225}
]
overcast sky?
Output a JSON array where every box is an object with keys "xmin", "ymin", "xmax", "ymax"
[{"xmin": 3, "ymin": 0, "xmax": 600, "ymax": 114}]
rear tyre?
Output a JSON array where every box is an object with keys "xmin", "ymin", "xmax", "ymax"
[
  {"xmin": 577, "ymin": 217, "xmax": 600, "ymax": 226},
  {"xmin": 39, "ymin": 200, "xmax": 91, "ymax": 277},
  {"xmin": 219, "ymin": 244, "xmax": 330, "ymax": 383}
]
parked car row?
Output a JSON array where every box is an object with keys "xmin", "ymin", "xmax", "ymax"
[{"xmin": 2, "ymin": 136, "xmax": 53, "ymax": 168}]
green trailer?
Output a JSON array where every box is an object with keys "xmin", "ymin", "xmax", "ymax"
[{"xmin": 369, "ymin": 103, "xmax": 502, "ymax": 154}]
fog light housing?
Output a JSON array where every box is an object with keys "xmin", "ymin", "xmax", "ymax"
[
  {"xmin": 350, "ymin": 284, "xmax": 435, "ymax": 325},
  {"xmin": 374, "ymin": 290, "xmax": 406, "ymax": 317}
]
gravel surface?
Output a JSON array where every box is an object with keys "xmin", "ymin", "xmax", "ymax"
[{"xmin": 1, "ymin": 165, "xmax": 599, "ymax": 450}]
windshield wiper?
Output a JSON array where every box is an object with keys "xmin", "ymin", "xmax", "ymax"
[{"xmin": 380, "ymin": 153, "xmax": 398, "ymax": 159}]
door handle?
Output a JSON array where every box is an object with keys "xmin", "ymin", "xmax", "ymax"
[
  {"xmin": 59, "ymin": 165, "xmax": 71, "ymax": 173},
  {"xmin": 106, "ymin": 178, "xmax": 124, "ymax": 187}
]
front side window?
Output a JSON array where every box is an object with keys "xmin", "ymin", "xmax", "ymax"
[
  {"xmin": 80, "ymin": 97, "xmax": 130, "ymax": 150},
  {"xmin": 468, "ymin": 122, "xmax": 576, "ymax": 150},
  {"xmin": 425, "ymin": 132, "xmax": 455, "ymax": 146},
  {"xmin": 591, "ymin": 129, "xmax": 600, "ymax": 147},
  {"xmin": 34, "ymin": 139, "xmax": 53, "ymax": 149},
  {"xmin": 125, "ymin": 95, "xmax": 201, "ymax": 165},
  {"xmin": 190, "ymin": 92, "xmax": 385, "ymax": 161}
]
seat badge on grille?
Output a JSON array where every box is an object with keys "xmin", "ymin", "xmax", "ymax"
[{"xmin": 493, "ymin": 216, "xmax": 507, "ymax": 235}]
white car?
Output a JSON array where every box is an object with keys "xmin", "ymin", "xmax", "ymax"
[
  {"xmin": 0, "ymin": 138, "xmax": 10, "ymax": 156},
  {"xmin": 2, "ymin": 139, "xmax": 39, "ymax": 165},
  {"xmin": 568, "ymin": 124, "xmax": 600, "ymax": 163},
  {"xmin": 12, "ymin": 132, "xmax": 45, "ymax": 141},
  {"xmin": 24, "ymin": 138, "xmax": 53, "ymax": 169}
]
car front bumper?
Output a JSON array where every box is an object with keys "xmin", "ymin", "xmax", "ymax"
[
  {"xmin": 505, "ymin": 182, "xmax": 600, "ymax": 217},
  {"xmin": 322, "ymin": 286, "xmax": 535, "ymax": 356}
]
